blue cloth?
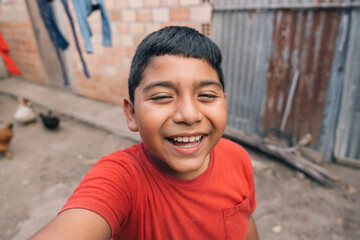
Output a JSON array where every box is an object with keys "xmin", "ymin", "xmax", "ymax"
[
  {"xmin": 46, "ymin": 4, "xmax": 69, "ymax": 50},
  {"xmin": 71, "ymin": 0, "xmax": 112, "ymax": 53},
  {"xmin": 61, "ymin": 0, "xmax": 90, "ymax": 78},
  {"xmin": 36, "ymin": 0, "xmax": 69, "ymax": 85},
  {"xmin": 36, "ymin": 0, "xmax": 90, "ymax": 82}
]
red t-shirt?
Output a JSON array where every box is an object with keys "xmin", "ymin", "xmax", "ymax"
[{"xmin": 61, "ymin": 138, "xmax": 256, "ymax": 239}]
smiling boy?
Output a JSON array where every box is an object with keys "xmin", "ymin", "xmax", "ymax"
[{"xmin": 31, "ymin": 26, "xmax": 258, "ymax": 240}]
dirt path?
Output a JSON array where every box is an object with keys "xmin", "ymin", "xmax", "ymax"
[{"xmin": 0, "ymin": 94, "xmax": 359, "ymax": 240}]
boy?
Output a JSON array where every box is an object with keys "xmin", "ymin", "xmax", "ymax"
[{"xmin": 31, "ymin": 26, "xmax": 258, "ymax": 240}]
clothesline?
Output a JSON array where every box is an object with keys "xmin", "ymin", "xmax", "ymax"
[{"xmin": 36, "ymin": 0, "xmax": 112, "ymax": 85}]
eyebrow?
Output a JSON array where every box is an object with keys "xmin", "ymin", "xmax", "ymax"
[
  {"xmin": 142, "ymin": 80, "xmax": 223, "ymax": 93},
  {"xmin": 198, "ymin": 80, "xmax": 223, "ymax": 90},
  {"xmin": 142, "ymin": 81, "xmax": 175, "ymax": 93}
]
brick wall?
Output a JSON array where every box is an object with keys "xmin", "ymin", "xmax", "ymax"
[
  {"xmin": 0, "ymin": 0, "xmax": 213, "ymax": 105},
  {"xmin": 0, "ymin": 1, "xmax": 46, "ymax": 84}
]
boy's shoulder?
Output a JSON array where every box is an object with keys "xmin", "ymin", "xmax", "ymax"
[
  {"xmin": 215, "ymin": 138, "xmax": 253, "ymax": 172},
  {"xmin": 104, "ymin": 142, "xmax": 144, "ymax": 160},
  {"xmin": 216, "ymin": 138, "xmax": 249, "ymax": 157},
  {"xmin": 93, "ymin": 143, "xmax": 145, "ymax": 174}
]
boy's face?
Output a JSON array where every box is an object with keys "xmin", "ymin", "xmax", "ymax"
[{"xmin": 124, "ymin": 55, "xmax": 227, "ymax": 180}]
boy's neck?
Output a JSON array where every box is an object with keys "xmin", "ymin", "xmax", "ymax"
[{"xmin": 147, "ymin": 150, "xmax": 211, "ymax": 180}]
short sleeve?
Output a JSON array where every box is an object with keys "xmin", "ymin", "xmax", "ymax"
[{"xmin": 59, "ymin": 152, "xmax": 138, "ymax": 235}]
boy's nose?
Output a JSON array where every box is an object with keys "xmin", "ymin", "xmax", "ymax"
[{"xmin": 172, "ymin": 96, "xmax": 202, "ymax": 125}]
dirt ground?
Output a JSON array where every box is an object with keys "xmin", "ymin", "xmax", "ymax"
[{"xmin": 0, "ymin": 93, "xmax": 359, "ymax": 240}]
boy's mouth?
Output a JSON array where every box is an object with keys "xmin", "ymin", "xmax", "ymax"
[{"xmin": 168, "ymin": 135, "xmax": 204, "ymax": 148}]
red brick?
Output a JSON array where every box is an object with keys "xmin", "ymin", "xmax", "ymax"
[
  {"xmin": 20, "ymin": 22, "xmax": 31, "ymax": 28},
  {"xmin": 126, "ymin": 47, "xmax": 137, "ymax": 57},
  {"xmin": 114, "ymin": 0, "xmax": 128, "ymax": 8},
  {"xmin": 117, "ymin": 68, "xmax": 130, "ymax": 80},
  {"xmin": 144, "ymin": 0, "xmax": 160, "ymax": 7},
  {"xmin": 110, "ymin": 95, "xmax": 125, "ymax": 105},
  {"xmin": 109, "ymin": 85, "xmax": 121, "ymax": 95},
  {"xmin": 97, "ymin": 82, "xmax": 109, "ymax": 93},
  {"xmin": 136, "ymin": 9, "xmax": 152, "ymax": 22},
  {"xmin": 133, "ymin": 36, "xmax": 144, "ymax": 47},
  {"xmin": 162, "ymin": 0, "xmax": 179, "ymax": 6},
  {"xmin": 91, "ymin": 74, "xmax": 103, "ymax": 83},
  {"xmin": 131, "ymin": 23, "xmax": 145, "ymax": 34},
  {"xmin": 119, "ymin": 87, "xmax": 129, "ymax": 97},
  {"xmin": 117, "ymin": 23, "xmax": 130, "ymax": 34},
  {"xmin": 170, "ymin": 8, "xmax": 189, "ymax": 21},
  {"xmin": 114, "ymin": 47, "xmax": 127, "ymax": 57},
  {"xmin": 161, "ymin": 23, "xmax": 175, "ymax": 28},
  {"xmin": 109, "ymin": 10, "xmax": 121, "ymax": 21},
  {"xmin": 101, "ymin": 94, "xmax": 115, "ymax": 104},
  {"xmin": 87, "ymin": 90, "xmax": 105, "ymax": 101}
]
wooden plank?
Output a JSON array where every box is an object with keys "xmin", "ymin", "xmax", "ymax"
[
  {"xmin": 223, "ymin": 127, "xmax": 335, "ymax": 187},
  {"xmin": 335, "ymin": 156, "xmax": 360, "ymax": 169},
  {"xmin": 299, "ymin": 146, "xmax": 323, "ymax": 163}
]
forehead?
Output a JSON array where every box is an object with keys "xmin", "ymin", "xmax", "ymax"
[{"xmin": 139, "ymin": 55, "xmax": 220, "ymax": 88}]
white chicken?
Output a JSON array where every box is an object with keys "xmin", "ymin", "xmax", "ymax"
[{"xmin": 14, "ymin": 97, "xmax": 36, "ymax": 124}]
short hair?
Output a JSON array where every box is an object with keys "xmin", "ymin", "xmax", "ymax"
[{"xmin": 128, "ymin": 26, "xmax": 224, "ymax": 103}]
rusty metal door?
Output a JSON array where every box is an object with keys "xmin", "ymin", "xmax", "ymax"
[{"xmin": 262, "ymin": 9, "xmax": 341, "ymax": 145}]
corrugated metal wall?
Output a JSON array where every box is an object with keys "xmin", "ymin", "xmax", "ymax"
[
  {"xmin": 213, "ymin": 0, "xmax": 360, "ymax": 160},
  {"xmin": 334, "ymin": 8, "xmax": 360, "ymax": 159}
]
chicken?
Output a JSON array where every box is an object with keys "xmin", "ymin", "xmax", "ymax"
[
  {"xmin": 0, "ymin": 123, "xmax": 14, "ymax": 159},
  {"xmin": 39, "ymin": 111, "xmax": 60, "ymax": 130},
  {"xmin": 14, "ymin": 97, "xmax": 36, "ymax": 124}
]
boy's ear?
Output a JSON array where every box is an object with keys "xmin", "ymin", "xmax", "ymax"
[{"xmin": 123, "ymin": 98, "xmax": 139, "ymax": 132}]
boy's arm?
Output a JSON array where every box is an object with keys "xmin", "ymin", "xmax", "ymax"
[
  {"xmin": 246, "ymin": 215, "xmax": 259, "ymax": 240},
  {"xmin": 29, "ymin": 208, "xmax": 111, "ymax": 240}
]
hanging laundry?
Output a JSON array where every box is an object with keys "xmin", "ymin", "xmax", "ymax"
[
  {"xmin": 0, "ymin": 31, "xmax": 10, "ymax": 52},
  {"xmin": 0, "ymin": 31, "xmax": 22, "ymax": 75},
  {"xmin": 36, "ymin": 0, "xmax": 90, "ymax": 85},
  {"xmin": 36, "ymin": 0, "xmax": 70, "ymax": 85},
  {"xmin": 71, "ymin": 0, "xmax": 112, "ymax": 53},
  {"xmin": 60, "ymin": 0, "xmax": 90, "ymax": 78}
]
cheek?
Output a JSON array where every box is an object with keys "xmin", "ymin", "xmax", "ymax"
[
  {"xmin": 205, "ymin": 102, "xmax": 227, "ymax": 125},
  {"xmin": 216, "ymin": 109, "xmax": 228, "ymax": 128},
  {"xmin": 135, "ymin": 105, "xmax": 170, "ymax": 132}
]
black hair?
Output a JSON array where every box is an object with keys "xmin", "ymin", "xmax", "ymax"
[{"xmin": 128, "ymin": 26, "xmax": 224, "ymax": 103}]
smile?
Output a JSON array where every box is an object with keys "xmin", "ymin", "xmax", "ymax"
[{"xmin": 168, "ymin": 135, "xmax": 204, "ymax": 148}]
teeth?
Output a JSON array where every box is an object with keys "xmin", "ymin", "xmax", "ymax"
[
  {"xmin": 182, "ymin": 141, "xmax": 199, "ymax": 148},
  {"xmin": 173, "ymin": 135, "xmax": 202, "ymax": 143}
]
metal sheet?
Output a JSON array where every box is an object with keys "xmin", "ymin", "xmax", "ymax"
[
  {"xmin": 213, "ymin": 1, "xmax": 359, "ymax": 159},
  {"xmin": 263, "ymin": 9, "xmax": 341, "ymax": 144},
  {"xmin": 214, "ymin": 0, "xmax": 360, "ymax": 10},
  {"xmin": 318, "ymin": 10, "xmax": 350, "ymax": 159},
  {"xmin": 334, "ymin": 9, "xmax": 360, "ymax": 159},
  {"xmin": 213, "ymin": 10, "xmax": 272, "ymax": 134}
]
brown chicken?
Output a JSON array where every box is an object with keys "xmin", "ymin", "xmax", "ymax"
[{"xmin": 0, "ymin": 123, "xmax": 14, "ymax": 159}]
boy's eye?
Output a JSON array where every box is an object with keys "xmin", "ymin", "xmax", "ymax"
[
  {"xmin": 198, "ymin": 94, "xmax": 217, "ymax": 99},
  {"xmin": 198, "ymin": 91, "xmax": 221, "ymax": 103},
  {"xmin": 150, "ymin": 95, "xmax": 173, "ymax": 101}
]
